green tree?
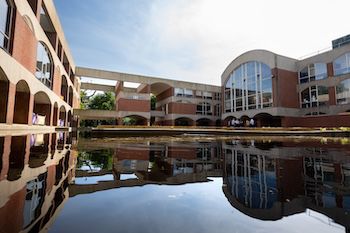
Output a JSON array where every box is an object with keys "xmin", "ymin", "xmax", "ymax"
[
  {"xmin": 88, "ymin": 92, "xmax": 115, "ymax": 110},
  {"xmin": 150, "ymin": 94, "xmax": 156, "ymax": 110}
]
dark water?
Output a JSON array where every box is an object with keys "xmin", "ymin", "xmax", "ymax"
[{"xmin": 0, "ymin": 133, "xmax": 350, "ymax": 233}]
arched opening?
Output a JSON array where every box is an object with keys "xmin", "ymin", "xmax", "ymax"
[
  {"xmin": 0, "ymin": 68, "xmax": 9, "ymax": 123},
  {"xmin": 14, "ymin": 80, "xmax": 30, "ymax": 124},
  {"xmin": 68, "ymin": 86, "xmax": 73, "ymax": 107},
  {"xmin": 150, "ymin": 82, "xmax": 172, "ymax": 111},
  {"xmin": 175, "ymin": 117, "xmax": 194, "ymax": 126},
  {"xmin": 196, "ymin": 118, "xmax": 212, "ymax": 126},
  {"xmin": 254, "ymin": 113, "xmax": 281, "ymax": 127},
  {"xmin": 67, "ymin": 110, "xmax": 72, "ymax": 127},
  {"xmin": 223, "ymin": 116, "xmax": 233, "ymax": 127},
  {"xmin": 61, "ymin": 75, "xmax": 68, "ymax": 102},
  {"xmin": 8, "ymin": 136, "xmax": 26, "ymax": 181},
  {"xmin": 122, "ymin": 115, "xmax": 148, "ymax": 126},
  {"xmin": 29, "ymin": 134, "xmax": 50, "ymax": 168},
  {"xmin": 33, "ymin": 91, "xmax": 52, "ymax": 126},
  {"xmin": 59, "ymin": 106, "xmax": 66, "ymax": 127},
  {"xmin": 53, "ymin": 102, "xmax": 58, "ymax": 126},
  {"xmin": 240, "ymin": 115, "xmax": 250, "ymax": 127}
]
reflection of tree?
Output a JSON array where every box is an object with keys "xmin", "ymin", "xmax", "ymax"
[{"xmin": 77, "ymin": 150, "xmax": 113, "ymax": 171}]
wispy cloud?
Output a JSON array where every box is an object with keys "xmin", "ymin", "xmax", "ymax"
[{"xmin": 55, "ymin": 0, "xmax": 350, "ymax": 85}]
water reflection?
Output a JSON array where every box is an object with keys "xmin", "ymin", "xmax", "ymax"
[
  {"xmin": 0, "ymin": 132, "xmax": 75, "ymax": 233},
  {"xmin": 0, "ymin": 134, "xmax": 350, "ymax": 233},
  {"xmin": 223, "ymin": 139, "xmax": 350, "ymax": 229}
]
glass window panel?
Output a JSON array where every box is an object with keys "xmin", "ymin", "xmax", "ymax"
[
  {"xmin": 235, "ymin": 98, "xmax": 242, "ymax": 107},
  {"xmin": 225, "ymin": 90, "xmax": 231, "ymax": 100},
  {"xmin": 336, "ymin": 79, "xmax": 350, "ymax": 104},
  {"xmin": 247, "ymin": 62, "xmax": 256, "ymax": 78},
  {"xmin": 235, "ymin": 88, "xmax": 242, "ymax": 98},
  {"xmin": 315, "ymin": 63, "xmax": 327, "ymax": 80},
  {"xmin": 0, "ymin": 0, "xmax": 9, "ymax": 34},
  {"xmin": 175, "ymin": 88, "xmax": 183, "ymax": 96},
  {"xmin": 247, "ymin": 82, "xmax": 256, "ymax": 92},
  {"xmin": 184, "ymin": 89, "xmax": 193, "ymax": 97},
  {"xmin": 318, "ymin": 86, "xmax": 329, "ymax": 103},
  {"xmin": 248, "ymin": 95, "xmax": 256, "ymax": 105},
  {"xmin": 299, "ymin": 67, "xmax": 308, "ymax": 78},
  {"xmin": 262, "ymin": 92, "xmax": 272, "ymax": 103},
  {"xmin": 36, "ymin": 42, "xmax": 53, "ymax": 89},
  {"xmin": 261, "ymin": 64, "xmax": 271, "ymax": 79},
  {"xmin": 334, "ymin": 53, "xmax": 350, "ymax": 76},
  {"xmin": 262, "ymin": 79, "xmax": 272, "ymax": 92},
  {"xmin": 225, "ymin": 76, "xmax": 232, "ymax": 88}
]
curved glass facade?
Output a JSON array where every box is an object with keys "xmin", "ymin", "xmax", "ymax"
[
  {"xmin": 35, "ymin": 42, "xmax": 53, "ymax": 89},
  {"xmin": 224, "ymin": 61, "xmax": 272, "ymax": 113},
  {"xmin": 299, "ymin": 63, "xmax": 327, "ymax": 83},
  {"xmin": 334, "ymin": 53, "xmax": 350, "ymax": 76},
  {"xmin": 336, "ymin": 79, "xmax": 350, "ymax": 104}
]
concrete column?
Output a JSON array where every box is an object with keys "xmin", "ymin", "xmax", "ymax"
[
  {"xmin": 6, "ymin": 83, "xmax": 16, "ymax": 124},
  {"xmin": 0, "ymin": 136, "xmax": 11, "ymax": 181},
  {"xmin": 24, "ymin": 134, "xmax": 31, "ymax": 165},
  {"xmin": 27, "ymin": 94, "xmax": 34, "ymax": 126}
]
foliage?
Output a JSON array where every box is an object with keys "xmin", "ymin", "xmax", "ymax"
[
  {"xmin": 80, "ymin": 90, "xmax": 89, "ymax": 109},
  {"xmin": 77, "ymin": 150, "xmax": 113, "ymax": 171},
  {"xmin": 88, "ymin": 92, "xmax": 115, "ymax": 110},
  {"xmin": 123, "ymin": 117, "xmax": 137, "ymax": 125},
  {"xmin": 151, "ymin": 94, "xmax": 156, "ymax": 110}
]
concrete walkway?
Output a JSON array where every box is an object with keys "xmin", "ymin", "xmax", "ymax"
[{"xmin": 90, "ymin": 126, "xmax": 350, "ymax": 137}]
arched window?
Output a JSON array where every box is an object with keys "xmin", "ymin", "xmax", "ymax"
[
  {"xmin": 333, "ymin": 53, "xmax": 350, "ymax": 76},
  {"xmin": 300, "ymin": 85, "xmax": 329, "ymax": 108},
  {"xmin": 336, "ymin": 79, "xmax": 350, "ymax": 105},
  {"xmin": 0, "ymin": 0, "xmax": 13, "ymax": 51},
  {"xmin": 299, "ymin": 63, "xmax": 327, "ymax": 83},
  {"xmin": 224, "ymin": 61, "xmax": 272, "ymax": 113},
  {"xmin": 35, "ymin": 42, "xmax": 53, "ymax": 89}
]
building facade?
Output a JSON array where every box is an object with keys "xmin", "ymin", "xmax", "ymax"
[
  {"xmin": 222, "ymin": 44, "xmax": 350, "ymax": 127},
  {"xmin": 1, "ymin": 0, "xmax": 350, "ymax": 128},
  {"xmin": 0, "ymin": 0, "xmax": 80, "ymax": 128}
]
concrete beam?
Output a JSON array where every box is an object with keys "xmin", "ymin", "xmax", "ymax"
[
  {"xmin": 81, "ymin": 82, "xmax": 115, "ymax": 92},
  {"xmin": 76, "ymin": 66, "xmax": 221, "ymax": 92}
]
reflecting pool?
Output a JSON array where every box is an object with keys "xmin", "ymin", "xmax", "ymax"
[{"xmin": 0, "ymin": 133, "xmax": 349, "ymax": 233}]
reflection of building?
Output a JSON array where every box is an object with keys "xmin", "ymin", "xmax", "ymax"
[
  {"xmin": 69, "ymin": 141, "xmax": 223, "ymax": 197},
  {"xmin": 223, "ymin": 140, "xmax": 350, "ymax": 231},
  {"xmin": 0, "ymin": 133, "xmax": 76, "ymax": 233},
  {"xmin": 222, "ymin": 42, "xmax": 350, "ymax": 127},
  {"xmin": 0, "ymin": 0, "xmax": 80, "ymax": 128}
]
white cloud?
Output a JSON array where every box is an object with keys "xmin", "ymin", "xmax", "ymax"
[
  {"xmin": 68, "ymin": 0, "xmax": 350, "ymax": 86},
  {"xmin": 116, "ymin": 0, "xmax": 350, "ymax": 85}
]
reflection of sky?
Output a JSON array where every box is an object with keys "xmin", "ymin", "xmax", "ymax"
[
  {"xmin": 49, "ymin": 178, "xmax": 345, "ymax": 233},
  {"xmin": 120, "ymin": 174, "xmax": 138, "ymax": 180},
  {"xmin": 78, "ymin": 165, "xmax": 102, "ymax": 172},
  {"xmin": 75, "ymin": 175, "xmax": 114, "ymax": 185}
]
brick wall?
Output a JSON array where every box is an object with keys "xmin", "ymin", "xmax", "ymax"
[
  {"xmin": 272, "ymin": 68, "xmax": 299, "ymax": 108},
  {"xmin": 12, "ymin": 11, "xmax": 37, "ymax": 74},
  {"xmin": 117, "ymin": 99, "xmax": 150, "ymax": 112},
  {"xmin": 168, "ymin": 102, "xmax": 196, "ymax": 114},
  {"xmin": 282, "ymin": 115, "xmax": 350, "ymax": 127}
]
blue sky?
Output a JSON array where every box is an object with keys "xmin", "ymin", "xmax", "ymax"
[{"xmin": 54, "ymin": 0, "xmax": 350, "ymax": 85}]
